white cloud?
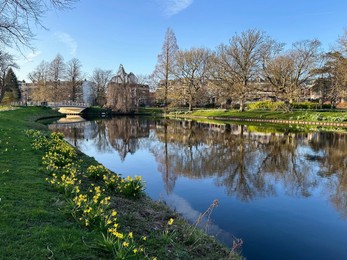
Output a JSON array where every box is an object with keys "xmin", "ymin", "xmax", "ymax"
[
  {"xmin": 162, "ymin": 193, "xmax": 235, "ymax": 242},
  {"xmin": 16, "ymin": 50, "xmax": 42, "ymax": 65},
  {"xmin": 26, "ymin": 51, "xmax": 42, "ymax": 62},
  {"xmin": 159, "ymin": 0, "xmax": 193, "ymax": 17},
  {"xmin": 55, "ymin": 32, "xmax": 78, "ymax": 56}
]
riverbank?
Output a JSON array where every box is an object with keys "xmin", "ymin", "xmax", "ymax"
[
  {"xmin": 0, "ymin": 106, "xmax": 238, "ymax": 259},
  {"xmin": 162, "ymin": 109, "xmax": 347, "ymax": 127}
]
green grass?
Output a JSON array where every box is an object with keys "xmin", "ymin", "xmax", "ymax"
[
  {"xmin": 169, "ymin": 108, "xmax": 347, "ymax": 123},
  {"xmin": 0, "ymin": 106, "xmax": 238, "ymax": 259},
  {"xmin": 0, "ymin": 107, "xmax": 103, "ymax": 259},
  {"xmin": 138, "ymin": 107, "xmax": 165, "ymax": 115}
]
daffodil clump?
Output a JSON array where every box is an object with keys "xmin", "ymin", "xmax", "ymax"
[
  {"xmin": 27, "ymin": 130, "xmax": 77, "ymax": 173},
  {"xmin": 71, "ymin": 185, "xmax": 112, "ymax": 228},
  {"xmin": 26, "ymin": 130, "xmax": 153, "ymax": 259},
  {"xmin": 103, "ymin": 172, "xmax": 121, "ymax": 190},
  {"xmin": 101, "ymin": 229, "xmax": 147, "ymax": 259},
  {"xmin": 86, "ymin": 165, "xmax": 109, "ymax": 180},
  {"xmin": 46, "ymin": 170, "xmax": 81, "ymax": 195},
  {"xmin": 118, "ymin": 175, "xmax": 144, "ymax": 199},
  {"xmin": 42, "ymin": 150, "xmax": 76, "ymax": 172}
]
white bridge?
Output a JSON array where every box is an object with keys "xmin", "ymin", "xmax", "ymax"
[
  {"xmin": 46, "ymin": 102, "xmax": 90, "ymax": 115},
  {"xmin": 12, "ymin": 101, "xmax": 91, "ymax": 115}
]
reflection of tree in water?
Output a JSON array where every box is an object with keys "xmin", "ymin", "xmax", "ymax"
[
  {"xmin": 148, "ymin": 122, "xmax": 177, "ymax": 194},
  {"xmin": 50, "ymin": 118, "xmax": 347, "ymax": 218},
  {"xmin": 256, "ymin": 133, "xmax": 318, "ymax": 198},
  {"xmin": 307, "ymin": 132, "xmax": 347, "ymax": 218},
  {"xmin": 105, "ymin": 117, "xmax": 150, "ymax": 161},
  {"xmin": 153, "ymin": 121, "xmax": 347, "ymax": 210},
  {"xmin": 212, "ymin": 127, "xmax": 276, "ymax": 201},
  {"xmin": 148, "ymin": 120, "xmax": 205, "ymax": 194},
  {"xmin": 153, "ymin": 122, "xmax": 275, "ymax": 200},
  {"xmin": 49, "ymin": 121, "xmax": 92, "ymax": 149},
  {"xmin": 91, "ymin": 120, "xmax": 111, "ymax": 152},
  {"xmin": 49, "ymin": 120, "xmax": 112, "ymax": 152}
]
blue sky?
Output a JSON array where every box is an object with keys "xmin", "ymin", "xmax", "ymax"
[{"xmin": 12, "ymin": 0, "xmax": 347, "ymax": 81}]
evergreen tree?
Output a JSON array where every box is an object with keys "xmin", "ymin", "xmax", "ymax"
[{"xmin": 2, "ymin": 68, "xmax": 20, "ymax": 104}]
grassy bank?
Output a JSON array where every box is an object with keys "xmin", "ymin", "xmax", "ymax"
[
  {"xmin": 168, "ymin": 109, "xmax": 347, "ymax": 123},
  {"xmin": 0, "ymin": 106, "xmax": 237, "ymax": 259}
]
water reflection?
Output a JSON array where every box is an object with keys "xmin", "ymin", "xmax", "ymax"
[{"xmin": 49, "ymin": 118, "xmax": 347, "ymax": 218}]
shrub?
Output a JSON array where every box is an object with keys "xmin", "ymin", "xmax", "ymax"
[
  {"xmin": 247, "ymin": 100, "xmax": 286, "ymax": 111},
  {"xmin": 292, "ymin": 102, "xmax": 334, "ymax": 110}
]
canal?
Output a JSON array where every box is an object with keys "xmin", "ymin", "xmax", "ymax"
[{"xmin": 49, "ymin": 116, "xmax": 347, "ymax": 259}]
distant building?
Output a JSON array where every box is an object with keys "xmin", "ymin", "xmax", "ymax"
[
  {"xmin": 82, "ymin": 80, "xmax": 95, "ymax": 104},
  {"xmin": 106, "ymin": 65, "xmax": 150, "ymax": 113},
  {"xmin": 17, "ymin": 80, "xmax": 87, "ymax": 104}
]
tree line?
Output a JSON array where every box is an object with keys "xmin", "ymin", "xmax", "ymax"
[
  {"xmin": 152, "ymin": 28, "xmax": 347, "ymax": 111},
  {"xmin": 1, "ymin": 0, "xmax": 347, "ymax": 110},
  {"xmin": 0, "ymin": 0, "xmax": 76, "ymax": 104},
  {"xmin": 27, "ymin": 54, "xmax": 112, "ymax": 105},
  {"xmin": 0, "ymin": 51, "xmax": 114, "ymax": 105}
]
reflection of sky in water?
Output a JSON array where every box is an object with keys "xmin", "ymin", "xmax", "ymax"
[{"xmin": 49, "ymin": 119, "xmax": 347, "ymax": 260}]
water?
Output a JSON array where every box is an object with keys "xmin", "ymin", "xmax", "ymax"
[{"xmin": 49, "ymin": 117, "xmax": 347, "ymax": 259}]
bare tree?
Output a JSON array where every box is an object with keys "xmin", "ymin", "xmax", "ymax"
[
  {"xmin": 0, "ymin": 51, "xmax": 18, "ymax": 102},
  {"xmin": 90, "ymin": 68, "xmax": 112, "ymax": 106},
  {"xmin": 209, "ymin": 50, "xmax": 236, "ymax": 107},
  {"xmin": 48, "ymin": 54, "xmax": 66, "ymax": 101},
  {"xmin": 66, "ymin": 57, "xmax": 83, "ymax": 102},
  {"xmin": 0, "ymin": 0, "xmax": 75, "ymax": 50},
  {"xmin": 338, "ymin": 28, "xmax": 347, "ymax": 54},
  {"xmin": 213, "ymin": 29, "xmax": 274, "ymax": 111},
  {"xmin": 28, "ymin": 60, "xmax": 50, "ymax": 101},
  {"xmin": 153, "ymin": 27, "xmax": 179, "ymax": 106},
  {"xmin": 313, "ymin": 51, "xmax": 347, "ymax": 106},
  {"xmin": 173, "ymin": 48, "xmax": 211, "ymax": 111},
  {"xmin": 137, "ymin": 74, "xmax": 153, "ymax": 87},
  {"xmin": 263, "ymin": 39, "xmax": 321, "ymax": 110}
]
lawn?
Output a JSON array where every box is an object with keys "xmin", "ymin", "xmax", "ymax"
[{"xmin": 170, "ymin": 108, "xmax": 347, "ymax": 123}]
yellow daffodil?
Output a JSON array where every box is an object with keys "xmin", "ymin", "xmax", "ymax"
[{"xmin": 168, "ymin": 218, "xmax": 174, "ymax": 225}]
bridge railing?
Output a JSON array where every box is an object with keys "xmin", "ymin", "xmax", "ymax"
[
  {"xmin": 46, "ymin": 101, "xmax": 91, "ymax": 108},
  {"xmin": 10, "ymin": 101, "xmax": 91, "ymax": 108}
]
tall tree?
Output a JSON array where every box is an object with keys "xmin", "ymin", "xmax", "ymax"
[
  {"xmin": 0, "ymin": 51, "xmax": 18, "ymax": 102},
  {"xmin": 313, "ymin": 51, "xmax": 347, "ymax": 106},
  {"xmin": 90, "ymin": 68, "xmax": 112, "ymax": 106},
  {"xmin": 338, "ymin": 28, "xmax": 347, "ymax": 54},
  {"xmin": 49, "ymin": 54, "xmax": 66, "ymax": 101},
  {"xmin": 0, "ymin": 0, "xmax": 75, "ymax": 50},
  {"xmin": 263, "ymin": 39, "xmax": 321, "ymax": 110},
  {"xmin": 28, "ymin": 60, "xmax": 50, "ymax": 102},
  {"xmin": 214, "ymin": 29, "xmax": 274, "ymax": 111},
  {"xmin": 153, "ymin": 27, "xmax": 179, "ymax": 106},
  {"xmin": 66, "ymin": 58, "xmax": 83, "ymax": 102},
  {"xmin": 173, "ymin": 48, "xmax": 211, "ymax": 111},
  {"xmin": 2, "ymin": 67, "xmax": 20, "ymax": 103}
]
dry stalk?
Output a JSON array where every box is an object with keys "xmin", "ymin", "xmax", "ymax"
[{"xmin": 194, "ymin": 199, "xmax": 219, "ymax": 229}]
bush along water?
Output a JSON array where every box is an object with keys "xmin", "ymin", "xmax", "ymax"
[{"xmin": 25, "ymin": 129, "xmax": 155, "ymax": 259}]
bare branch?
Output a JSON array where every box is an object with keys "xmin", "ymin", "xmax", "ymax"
[{"xmin": 0, "ymin": 0, "xmax": 76, "ymax": 50}]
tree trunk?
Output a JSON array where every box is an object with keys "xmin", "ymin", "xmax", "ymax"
[
  {"xmin": 284, "ymin": 100, "xmax": 292, "ymax": 112},
  {"xmin": 188, "ymin": 95, "xmax": 193, "ymax": 111},
  {"xmin": 239, "ymin": 98, "xmax": 245, "ymax": 112},
  {"xmin": 164, "ymin": 80, "xmax": 168, "ymax": 107}
]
